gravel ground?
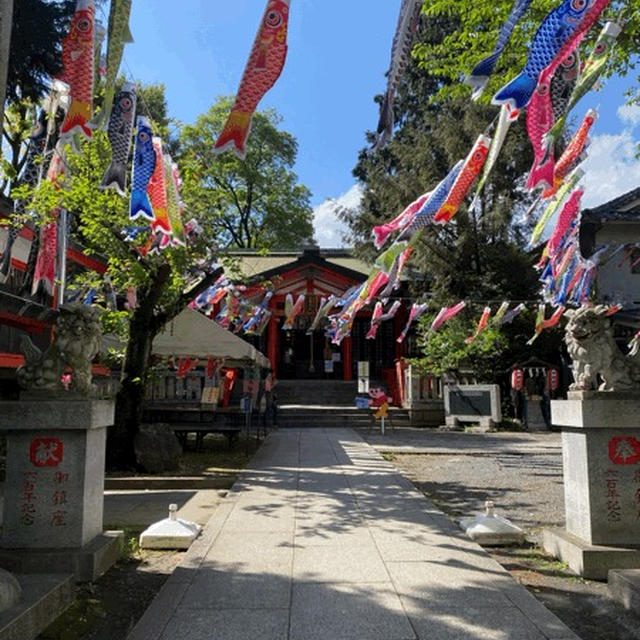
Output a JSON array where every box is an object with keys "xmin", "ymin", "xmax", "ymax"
[
  {"xmin": 360, "ymin": 427, "xmax": 640, "ymax": 640},
  {"xmin": 387, "ymin": 450, "xmax": 565, "ymax": 541}
]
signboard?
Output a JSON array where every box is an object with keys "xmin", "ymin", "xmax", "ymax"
[
  {"xmin": 201, "ymin": 387, "xmax": 219, "ymax": 407},
  {"xmin": 357, "ymin": 361, "xmax": 370, "ymax": 394},
  {"xmin": 444, "ymin": 384, "xmax": 501, "ymax": 425}
]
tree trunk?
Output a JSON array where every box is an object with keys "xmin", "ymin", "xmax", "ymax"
[
  {"xmin": 106, "ymin": 263, "xmax": 223, "ymax": 469},
  {"xmin": 107, "ymin": 311, "xmax": 157, "ymax": 469}
]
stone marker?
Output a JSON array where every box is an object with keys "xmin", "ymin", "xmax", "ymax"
[
  {"xmin": 0, "ymin": 304, "xmax": 122, "ymax": 581},
  {"xmin": 444, "ymin": 384, "xmax": 501, "ymax": 429},
  {"xmin": 543, "ymin": 308, "xmax": 640, "ymax": 579},
  {"xmin": 139, "ymin": 503, "xmax": 202, "ymax": 550}
]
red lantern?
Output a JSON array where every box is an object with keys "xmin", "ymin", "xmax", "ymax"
[
  {"xmin": 547, "ymin": 368, "xmax": 559, "ymax": 392},
  {"xmin": 511, "ymin": 368, "xmax": 524, "ymax": 391}
]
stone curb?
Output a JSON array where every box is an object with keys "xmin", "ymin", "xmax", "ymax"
[{"xmin": 104, "ymin": 475, "xmax": 237, "ymax": 491}]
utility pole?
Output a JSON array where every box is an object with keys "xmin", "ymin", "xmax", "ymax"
[{"xmin": 0, "ymin": 0, "xmax": 14, "ymax": 128}]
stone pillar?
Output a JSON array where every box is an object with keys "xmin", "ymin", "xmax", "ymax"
[
  {"xmin": 543, "ymin": 391, "xmax": 640, "ymax": 579},
  {"xmin": 0, "ymin": 397, "xmax": 122, "ymax": 581},
  {"xmin": 394, "ymin": 313, "xmax": 404, "ymax": 361}
]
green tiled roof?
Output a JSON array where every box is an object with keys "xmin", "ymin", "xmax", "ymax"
[{"xmin": 227, "ymin": 249, "xmax": 371, "ymax": 281}]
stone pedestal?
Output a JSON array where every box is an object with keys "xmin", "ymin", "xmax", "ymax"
[
  {"xmin": 0, "ymin": 398, "xmax": 123, "ymax": 581},
  {"xmin": 543, "ymin": 391, "xmax": 640, "ymax": 579}
]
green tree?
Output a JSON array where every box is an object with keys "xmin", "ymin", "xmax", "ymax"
[
  {"xmin": 17, "ymin": 96, "xmax": 314, "ymax": 468},
  {"xmin": 414, "ymin": 314, "xmax": 507, "ymax": 381},
  {"xmin": 6, "ymin": 0, "xmax": 75, "ymax": 105},
  {"xmin": 20, "ymin": 127, "xmax": 223, "ymax": 468},
  {"xmin": 414, "ymin": 0, "xmax": 639, "ymax": 104},
  {"xmin": 180, "ymin": 97, "xmax": 314, "ymax": 250},
  {"xmin": 413, "ymin": 308, "xmax": 564, "ymax": 383},
  {"xmin": 1, "ymin": 0, "xmax": 75, "ymax": 195}
]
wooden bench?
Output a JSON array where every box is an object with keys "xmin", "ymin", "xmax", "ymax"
[{"xmin": 143, "ymin": 405, "xmax": 244, "ymax": 450}]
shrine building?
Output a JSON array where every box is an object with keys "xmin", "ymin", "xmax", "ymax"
[{"xmin": 229, "ymin": 246, "xmax": 414, "ymax": 385}]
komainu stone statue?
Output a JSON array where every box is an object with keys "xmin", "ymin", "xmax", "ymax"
[
  {"xmin": 17, "ymin": 303, "xmax": 102, "ymax": 394},
  {"xmin": 565, "ymin": 305, "xmax": 640, "ymax": 391}
]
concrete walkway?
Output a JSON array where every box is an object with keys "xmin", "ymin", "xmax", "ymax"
[{"xmin": 126, "ymin": 428, "xmax": 580, "ymax": 640}]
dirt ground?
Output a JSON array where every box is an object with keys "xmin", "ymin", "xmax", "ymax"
[{"xmin": 388, "ymin": 450, "xmax": 640, "ymax": 640}]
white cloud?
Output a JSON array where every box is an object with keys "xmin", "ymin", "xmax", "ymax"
[
  {"xmin": 313, "ymin": 184, "xmax": 363, "ymax": 248},
  {"xmin": 581, "ymin": 129, "xmax": 640, "ymax": 208},
  {"xmin": 616, "ymin": 104, "xmax": 640, "ymax": 128}
]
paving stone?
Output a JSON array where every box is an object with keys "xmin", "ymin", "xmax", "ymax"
[
  {"xmin": 400, "ymin": 597, "xmax": 548, "ymax": 640},
  {"xmin": 180, "ymin": 569, "xmax": 291, "ymax": 609},
  {"xmin": 290, "ymin": 582, "xmax": 416, "ymax": 640},
  {"xmin": 293, "ymin": 542, "xmax": 389, "ymax": 583},
  {"xmin": 368, "ymin": 527, "xmax": 462, "ymax": 562},
  {"xmin": 386, "ymin": 561, "xmax": 514, "ymax": 606},
  {"xmin": 221, "ymin": 502, "xmax": 296, "ymax": 532},
  {"xmin": 159, "ymin": 608, "xmax": 289, "ymax": 640},
  {"xmin": 203, "ymin": 531, "xmax": 294, "ymax": 573}
]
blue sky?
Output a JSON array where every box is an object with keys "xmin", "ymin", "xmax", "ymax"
[{"xmin": 114, "ymin": 1, "xmax": 640, "ymax": 246}]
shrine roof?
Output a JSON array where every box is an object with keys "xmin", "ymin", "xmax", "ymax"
[
  {"xmin": 580, "ymin": 187, "xmax": 640, "ymax": 257},
  {"xmin": 228, "ymin": 248, "xmax": 371, "ymax": 283},
  {"xmin": 581, "ymin": 186, "xmax": 640, "ymax": 222}
]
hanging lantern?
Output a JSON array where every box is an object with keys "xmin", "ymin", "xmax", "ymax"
[
  {"xmin": 511, "ymin": 368, "xmax": 524, "ymax": 391},
  {"xmin": 547, "ymin": 368, "xmax": 560, "ymax": 392}
]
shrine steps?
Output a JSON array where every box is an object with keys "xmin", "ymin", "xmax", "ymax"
[
  {"xmin": 276, "ymin": 406, "xmax": 410, "ymax": 429},
  {"xmin": 273, "ymin": 380, "xmax": 409, "ymax": 428},
  {"xmin": 275, "ymin": 380, "xmax": 360, "ymax": 406}
]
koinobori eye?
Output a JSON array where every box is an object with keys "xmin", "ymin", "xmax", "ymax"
[{"xmin": 265, "ymin": 10, "xmax": 283, "ymax": 28}]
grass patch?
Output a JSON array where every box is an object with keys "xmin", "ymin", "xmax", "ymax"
[
  {"xmin": 380, "ymin": 452, "xmax": 396, "ymax": 462},
  {"xmin": 494, "ymin": 546, "xmax": 587, "ymax": 583}
]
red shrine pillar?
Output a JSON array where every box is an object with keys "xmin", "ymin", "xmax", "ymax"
[
  {"xmin": 342, "ymin": 337, "xmax": 353, "ymax": 381},
  {"xmin": 394, "ymin": 311, "xmax": 405, "ymax": 360},
  {"xmin": 268, "ymin": 313, "xmax": 279, "ymax": 379}
]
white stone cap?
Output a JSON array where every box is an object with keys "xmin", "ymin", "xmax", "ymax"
[
  {"xmin": 460, "ymin": 501, "xmax": 525, "ymax": 546},
  {"xmin": 139, "ymin": 505, "xmax": 202, "ymax": 550}
]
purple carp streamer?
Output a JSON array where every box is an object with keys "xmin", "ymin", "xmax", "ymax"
[
  {"xmin": 465, "ymin": 0, "xmax": 534, "ymax": 100},
  {"xmin": 372, "ymin": 191, "xmax": 430, "ymax": 250},
  {"xmin": 375, "ymin": 0, "xmax": 422, "ymax": 149},
  {"xmin": 397, "ymin": 302, "xmax": 429, "ymax": 343}
]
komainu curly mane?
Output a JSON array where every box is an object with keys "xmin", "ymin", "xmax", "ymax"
[
  {"xmin": 565, "ymin": 305, "xmax": 640, "ymax": 391},
  {"xmin": 17, "ymin": 303, "xmax": 102, "ymax": 394}
]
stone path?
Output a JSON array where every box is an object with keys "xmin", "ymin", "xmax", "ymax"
[{"xmin": 126, "ymin": 428, "xmax": 580, "ymax": 640}]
